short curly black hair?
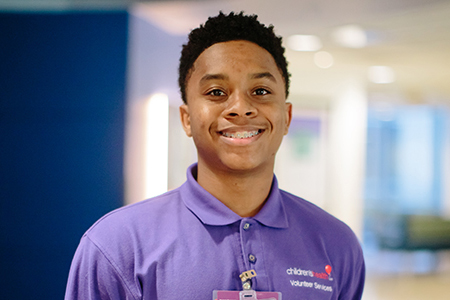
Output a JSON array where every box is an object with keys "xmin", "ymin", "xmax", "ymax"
[{"xmin": 178, "ymin": 11, "xmax": 290, "ymax": 104}]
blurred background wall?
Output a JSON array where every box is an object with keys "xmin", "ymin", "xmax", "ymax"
[{"xmin": 1, "ymin": 0, "xmax": 450, "ymax": 299}]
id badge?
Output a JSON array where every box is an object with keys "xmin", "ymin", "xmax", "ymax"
[
  {"xmin": 213, "ymin": 290, "xmax": 281, "ymax": 300},
  {"xmin": 213, "ymin": 269, "xmax": 281, "ymax": 300}
]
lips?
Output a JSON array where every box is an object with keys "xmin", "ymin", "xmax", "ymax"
[{"xmin": 219, "ymin": 129, "xmax": 264, "ymax": 139}]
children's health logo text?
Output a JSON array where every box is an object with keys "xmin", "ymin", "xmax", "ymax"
[{"xmin": 286, "ymin": 265, "xmax": 333, "ymax": 281}]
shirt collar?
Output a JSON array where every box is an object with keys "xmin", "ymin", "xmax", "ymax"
[{"xmin": 180, "ymin": 163, "xmax": 288, "ymax": 228}]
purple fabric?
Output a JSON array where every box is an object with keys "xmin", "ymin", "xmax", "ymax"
[{"xmin": 65, "ymin": 164, "xmax": 365, "ymax": 299}]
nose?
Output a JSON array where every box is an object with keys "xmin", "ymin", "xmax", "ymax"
[{"xmin": 224, "ymin": 91, "xmax": 257, "ymax": 119}]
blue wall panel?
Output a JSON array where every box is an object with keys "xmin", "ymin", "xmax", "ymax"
[{"xmin": 0, "ymin": 11, "xmax": 128, "ymax": 299}]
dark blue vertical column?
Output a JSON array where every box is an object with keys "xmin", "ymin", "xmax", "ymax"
[{"xmin": 0, "ymin": 11, "xmax": 128, "ymax": 299}]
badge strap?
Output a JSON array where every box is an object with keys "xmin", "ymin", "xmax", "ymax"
[{"xmin": 239, "ymin": 269, "xmax": 257, "ymax": 290}]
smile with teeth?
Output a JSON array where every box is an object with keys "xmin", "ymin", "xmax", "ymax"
[{"xmin": 220, "ymin": 129, "xmax": 263, "ymax": 139}]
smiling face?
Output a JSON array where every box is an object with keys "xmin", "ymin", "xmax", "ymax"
[{"xmin": 180, "ymin": 40, "xmax": 292, "ymax": 175}]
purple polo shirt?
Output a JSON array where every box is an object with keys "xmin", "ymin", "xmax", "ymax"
[{"xmin": 65, "ymin": 164, "xmax": 365, "ymax": 299}]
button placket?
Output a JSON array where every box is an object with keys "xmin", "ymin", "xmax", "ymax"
[
  {"xmin": 240, "ymin": 219, "xmax": 258, "ymax": 269},
  {"xmin": 239, "ymin": 219, "xmax": 269, "ymax": 291}
]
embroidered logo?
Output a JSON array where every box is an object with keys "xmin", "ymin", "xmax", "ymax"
[
  {"xmin": 286, "ymin": 265, "xmax": 334, "ymax": 292},
  {"xmin": 286, "ymin": 265, "xmax": 333, "ymax": 281}
]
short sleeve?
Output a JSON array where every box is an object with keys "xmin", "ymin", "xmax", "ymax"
[
  {"xmin": 64, "ymin": 235, "xmax": 138, "ymax": 300},
  {"xmin": 338, "ymin": 244, "xmax": 366, "ymax": 300}
]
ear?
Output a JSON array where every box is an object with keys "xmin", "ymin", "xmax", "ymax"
[
  {"xmin": 284, "ymin": 102, "xmax": 293, "ymax": 135},
  {"xmin": 179, "ymin": 104, "xmax": 192, "ymax": 137}
]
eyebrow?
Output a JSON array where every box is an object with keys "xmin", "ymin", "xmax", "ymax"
[
  {"xmin": 200, "ymin": 73, "xmax": 229, "ymax": 84},
  {"xmin": 249, "ymin": 72, "xmax": 277, "ymax": 82},
  {"xmin": 199, "ymin": 72, "xmax": 277, "ymax": 84}
]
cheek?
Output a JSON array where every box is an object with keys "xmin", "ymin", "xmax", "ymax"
[
  {"xmin": 270, "ymin": 108, "xmax": 288, "ymax": 130},
  {"xmin": 190, "ymin": 107, "xmax": 214, "ymax": 134}
]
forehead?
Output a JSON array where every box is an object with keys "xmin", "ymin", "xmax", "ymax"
[{"xmin": 189, "ymin": 40, "xmax": 282, "ymax": 80}]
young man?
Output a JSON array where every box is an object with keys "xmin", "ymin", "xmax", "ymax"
[{"xmin": 65, "ymin": 12, "xmax": 365, "ymax": 299}]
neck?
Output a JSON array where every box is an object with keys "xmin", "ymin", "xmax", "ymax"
[{"xmin": 196, "ymin": 162, "xmax": 274, "ymax": 217}]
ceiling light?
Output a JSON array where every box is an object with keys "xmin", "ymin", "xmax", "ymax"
[
  {"xmin": 314, "ymin": 51, "xmax": 334, "ymax": 69},
  {"xmin": 287, "ymin": 34, "xmax": 322, "ymax": 52},
  {"xmin": 331, "ymin": 25, "xmax": 367, "ymax": 48},
  {"xmin": 368, "ymin": 66, "xmax": 396, "ymax": 84}
]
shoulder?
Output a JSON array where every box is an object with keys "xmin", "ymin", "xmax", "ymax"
[
  {"xmin": 67, "ymin": 188, "xmax": 187, "ymax": 299},
  {"xmin": 83, "ymin": 188, "xmax": 184, "ymax": 248}
]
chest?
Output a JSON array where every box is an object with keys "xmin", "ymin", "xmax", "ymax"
[{"xmin": 136, "ymin": 220, "xmax": 339, "ymax": 300}]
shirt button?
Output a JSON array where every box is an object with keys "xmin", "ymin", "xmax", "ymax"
[
  {"xmin": 243, "ymin": 223, "xmax": 251, "ymax": 230},
  {"xmin": 248, "ymin": 254, "xmax": 257, "ymax": 264}
]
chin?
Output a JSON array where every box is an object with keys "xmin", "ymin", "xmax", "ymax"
[{"xmin": 222, "ymin": 159, "xmax": 270, "ymax": 174}]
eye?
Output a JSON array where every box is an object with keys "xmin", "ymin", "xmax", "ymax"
[
  {"xmin": 207, "ymin": 89, "xmax": 226, "ymax": 97},
  {"xmin": 253, "ymin": 88, "xmax": 270, "ymax": 96}
]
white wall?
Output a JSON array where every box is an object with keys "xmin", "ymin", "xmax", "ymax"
[
  {"xmin": 124, "ymin": 11, "xmax": 188, "ymax": 204},
  {"xmin": 276, "ymin": 77, "xmax": 368, "ymax": 238}
]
